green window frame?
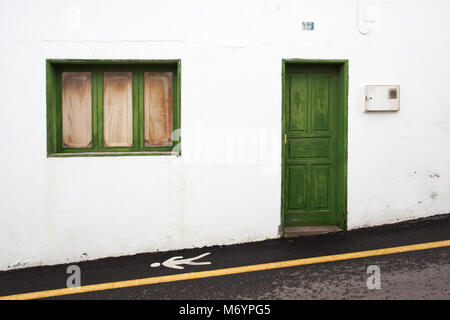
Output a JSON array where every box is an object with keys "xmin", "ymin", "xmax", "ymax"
[{"xmin": 46, "ymin": 59, "xmax": 181, "ymax": 157}]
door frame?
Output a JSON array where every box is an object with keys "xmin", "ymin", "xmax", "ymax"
[{"xmin": 281, "ymin": 59, "xmax": 348, "ymax": 234}]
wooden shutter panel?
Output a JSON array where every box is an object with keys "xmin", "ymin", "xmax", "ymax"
[
  {"xmin": 144, "ymin": 72, "xmax": 173, "ymax": 146},
  {"xmin": 103, "ymin": 72, "xmax": 133, "ymax": 147},
  {"xmin": 62, "ymin": 72, "xmax": 92, "ymax": 148}
]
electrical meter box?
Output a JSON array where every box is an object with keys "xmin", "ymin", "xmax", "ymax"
[{"xmin": 364, "ymin": 85, "xmax": 400, "ymax": 112}]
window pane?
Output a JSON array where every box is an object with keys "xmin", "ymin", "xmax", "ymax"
[
  {"xmin": 62, "ymin": 72, "xmax": 92, "ymax": 148},
  {"xmin": 103, "ymin": 72, "xmax": 133, "ymax": 147},
  {"xmin": 144, "ymin": 72, "xmax": 173, "ymax": 146}
]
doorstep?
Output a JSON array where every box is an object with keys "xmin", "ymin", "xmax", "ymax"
[{"xmin": 283, "ymin": 226, "xmax": 343, "ymax": 237}]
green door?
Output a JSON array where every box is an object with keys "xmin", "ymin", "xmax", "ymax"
[{"xmin": 282, "ymin": 63, "xmax": 347, "ymax": 228}]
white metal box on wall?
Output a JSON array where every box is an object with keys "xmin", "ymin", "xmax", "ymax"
[{"xmin": 364, "ymin": 85, "xmax": 400, "ymax": 111}]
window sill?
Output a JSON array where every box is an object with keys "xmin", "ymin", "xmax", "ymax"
[{"xmin": 47, "ymin": 151, "xmax": 180, "ymax": 158}]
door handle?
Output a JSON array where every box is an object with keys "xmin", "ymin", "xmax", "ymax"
[{"xmin": 284, "ymin": 133, "xmax": 287, "ymax": 144}]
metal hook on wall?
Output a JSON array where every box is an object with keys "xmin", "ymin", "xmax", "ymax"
[{"xmin": 356, "ymin": 0, "xmax": 372, "ymax": 35}]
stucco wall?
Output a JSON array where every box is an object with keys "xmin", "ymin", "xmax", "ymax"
[{"xmin": 0, "ymin": 0, "xmax": 449, "ymax": 270}]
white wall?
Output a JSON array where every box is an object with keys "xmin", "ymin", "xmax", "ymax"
[{"xmin": 0, "ymin": 0, "xmax": 449, "ymax": 270}]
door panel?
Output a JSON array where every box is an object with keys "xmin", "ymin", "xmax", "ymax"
[
  {"xmin": 289, "ymin": 139, "xmax": 329, "ymax": 158},
  {"xmin": 310, "ymin": 74, "xmax": 330, "ymax": 132},
  {"xmin": 288, "ymin": 166, "xmax": 307, "ymax": 210},
  {"xmin": 311, "ymin": 165, "xmax": 330, "ymax": 209},
  {"xmin": 289, "ymin": 74, "xmax": 307, "ymax": 132},
  {"xmin": 283, "ymin": 66, "xmax": 340, "ymax": 227}
]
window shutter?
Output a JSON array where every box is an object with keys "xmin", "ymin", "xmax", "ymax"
[
  {"xmin": 62, "ymin": 72, "xmax": 92, "ymax": 148},
  {"xmin": 144, "ymin": 72, "xmax": 173, "ymax": 146},
  {"xmin": 103, "ymin": 72, "xmax": 133, "ymax": 147}
]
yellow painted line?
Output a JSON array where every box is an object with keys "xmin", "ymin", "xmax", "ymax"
[{"xmin": 1, "ymin": 239, "xmax": 449, "ymax": 300}]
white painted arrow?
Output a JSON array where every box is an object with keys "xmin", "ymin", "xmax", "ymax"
[{"xmin": 150, "ymin": 252, "xmax": 212, "ymax": 270}]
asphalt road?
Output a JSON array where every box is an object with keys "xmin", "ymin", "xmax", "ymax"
[
  {"xmin": 0, "ymin": 214, "xmax": 449, "ymax": 300},
  {"xmin": 69, "ymin": 246, "xmax": 449, "ymax": 300}
]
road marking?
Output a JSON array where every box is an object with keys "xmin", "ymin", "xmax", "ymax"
[
  {"xmin": 1, "ymin": 239, "xmax": 449, "ymax": 300},
  {"xmin": 151, "ymin": 252, "xmax": 212, "ymax": 270}
]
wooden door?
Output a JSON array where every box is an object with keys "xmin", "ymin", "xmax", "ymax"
[{"xmin": 283, "ymin": 64, "xmax": 345, "ymax": 227}]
